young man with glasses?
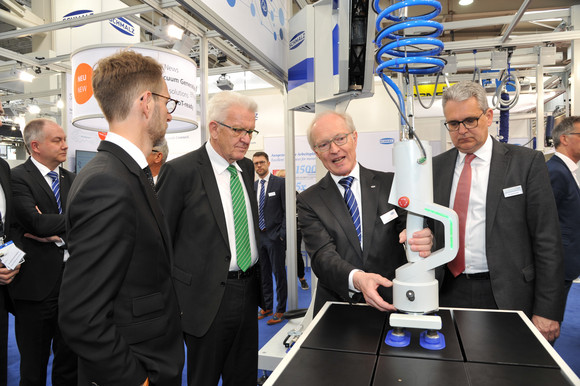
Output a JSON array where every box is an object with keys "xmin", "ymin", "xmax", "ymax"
[
  {"xmin": 546, "ymin": 116, "xmax": 580, "ymax": 314},
  {"xmin": 297, "ymin": 111, "xmax": 433, "ymax": 315},
  {"xmin": 59, "ymin": 50, "xmax": 184, "ymax": 385},
  {"xmin": 432, "ymin": 80, "xmax": 564, "ymax": 343},
  {"xmin": 157, "ymin": 91, "xmax": 265, "ymax": 386}
]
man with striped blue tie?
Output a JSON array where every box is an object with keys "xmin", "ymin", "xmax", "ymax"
[
  {"xmin": 297, "ymin": 111, "xmax": 433, "ymax": 315},
  {"xmin": 11, "ymin": 118, "xmax": 77, "ymax": 385}
]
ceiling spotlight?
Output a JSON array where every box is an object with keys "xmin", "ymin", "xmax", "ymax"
[
  {"xmin": 166, "ymin": 24, "xmax": 184, "ymax": 40},
  {"xmin": 216, "ymin": 74, "xmax": 234, "ymax": 91},
  {"xmin": 19, "ymin": 71, "xmax": 34, "ymax": 82},
  {"xmin": 459, "ymin": 0, "xmax": 473, "ymax": 5},
  {"xmin": 34, "ymin": 66, "xmax": 42, "ymax": 74}
]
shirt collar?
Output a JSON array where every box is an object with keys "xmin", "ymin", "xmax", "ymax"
[
  {"xmin": 206, "ymin": 141, "xmax": 241, "ymax": 174},
  {"xmin": 555, "ymin": 151, "xmax": 579, "ymax": 173},
  {"xmin": 105, "ymin": 132, "xmax": 148, "ymax": 169},
  {"xmin": 260, "ymin": 172, "xmax": 271, "ymax": 183},
  {"xmin": 30, "ymin": 156, "xmax": 58, "ymax": 177},
  {"xmin": 330, "ymin": 162, "xmax": 360, "ymax": 186}
]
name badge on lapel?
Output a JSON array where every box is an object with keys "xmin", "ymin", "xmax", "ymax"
[
  {"xmin": 380, "ymin": 209, "xmax": 398, "ymax": 224},
  {"xmin": 503, "ymin": 185, "xmax": 523, "ymax": 198},
  {"xmin": 268, "ymin": 192, "xmax": 276, "ymax": 197}
]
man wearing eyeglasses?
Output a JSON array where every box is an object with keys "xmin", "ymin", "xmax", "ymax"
[
  {"xmin": 59, "ymin": 50, "xmax": 184, "ymax": 385},
  {"xmin": 546, "ymin": 116, "xmax": 580, "ymax": 313},
  {"xmin": 432, "ymin": 80, "xmax": 564, "ymax": 342},
  {"xmin": 157, "ymin": 91, "xmax": 265, "ymax": 386},
  {"xmin": 297, "ymin": 111, "xmax": 433, "ymax": 315}
]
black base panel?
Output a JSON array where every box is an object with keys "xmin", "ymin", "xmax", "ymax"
[
  {"xmin": 373, "ymin": 356, "xmax": 469, "ymax": 386},
  {"xmin": 379, "ymin": 309, "xmax": 464, "ymax": 362},
  {"xmin": 466, "ymin": 362, "xmax": 571, "ymax": 386},
  {"xmin": 273, "ymin": 348, "xmax": 377, "ymax": 386},
  {"xmin": 454, "ymin": 310, "xmax": 558, "ymax": 368},
  {"xmin": 301, "ymin": 303, "xmax": 387, "ymax": 354}
]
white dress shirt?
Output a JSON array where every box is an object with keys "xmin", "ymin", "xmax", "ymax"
[
  {"xmin": 206, "ymin": 142, "xmax": 259, "ymax": 271},
  {"xmin": 449, "ymin": 135, "xmax": 493, "ymax": 274}
]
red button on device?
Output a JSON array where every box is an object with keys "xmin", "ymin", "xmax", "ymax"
[{"xmin": 398, "ymin": 196, "xmax": 410, "ymax": 208}]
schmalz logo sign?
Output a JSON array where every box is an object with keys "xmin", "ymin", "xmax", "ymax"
[
  {"xmin": 62, "ymin": 10, "xmax": 94, "ymax": 27},
  {"xmin": 380, "ymin": 138, "xmax": 395, "ymax": 145},
  {"xmin": 109, "ymin": 17, "xmax": 135, "ymax": 36},
  {"xmin": 289, "ymin": 31, "xmax": 305, "ymax": 50}
]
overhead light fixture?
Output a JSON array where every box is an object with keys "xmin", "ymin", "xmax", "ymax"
[
  {"xmin": 166, "ymin": 24, "xmax": 184, "ymax": 40},
  {"xmin": 56, "ymin": 95, "xmax": 64, "ymax": 109},
  {"xmin": 28, "ymin": 104, "xmax": 40, "ymax": 114},
  {"xmin": 216, "ymin": 74, "xmax": 234, "ymax": 91},
  {"xmin": 459, "ymin": 0, "xmax": 473, "ymax": 5},
  {"xmin": 172, "ymin": 34, "xmax": 197, "ymax": 55},
  {"xmin": 19, "ymin": 70, "xmax": 34, "ymax": 82}
]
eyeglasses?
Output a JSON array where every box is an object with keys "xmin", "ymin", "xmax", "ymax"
[
  {"xmin": 254, "ymin": 160, "xmax": 267, "ymax": 166},
  {"xmin": 313, "ymin": 132, "xmax": 353, "ymax": 153},
  {"xmin": 444, "ymin": 111, "xmax": 485, "ymax": 132},
  {"xmin": 566, "ymin": 132, "xmax": 580, "ymax": 137},
  {"xmin": 151, "ymin": 92, "xmax": 179, "ymax": 114},
  {"xmin": 216, "ymin": 121, "xmax": 259, "ymax": 137}
]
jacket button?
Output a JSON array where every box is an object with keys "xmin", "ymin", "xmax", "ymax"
[{"xmin": 220, "ymin": 282, "xmax": 226, "ymax": 287}]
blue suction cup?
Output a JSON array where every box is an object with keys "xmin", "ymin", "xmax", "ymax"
[
  {"xmin": 419, "ymin": 330, "xmax": 446, "ymax": 350},
  {"xmin": 385, "ymin": 328, "xmax": 411, "ymax": 347}
]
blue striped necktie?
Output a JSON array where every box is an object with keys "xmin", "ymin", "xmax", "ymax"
[
  {"xmin": 258, "ymin": 179, "xmax": 266, "ymax": 231},
  {"xmin": 338, "ymin": 176, "xmax": 361, "ymax": 242},
  {"xmin": 47, "ymin": 171, "xmax": 62, "ymax": 214},
  {"xmin": 227, "ymin": 165, "xmax": 251, "ymax": 272}
]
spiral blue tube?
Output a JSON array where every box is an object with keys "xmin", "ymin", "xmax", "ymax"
[{"xmin": 373, "ymin": 0, "xmax": 446, "ymax": 113}]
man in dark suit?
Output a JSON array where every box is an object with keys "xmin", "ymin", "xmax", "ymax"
[
  {"xmin": 10, "ymin": 118, "xmax": 77, "ymax": 385},
  {"xmin": 253, "ymin": 151, "xmax": 287, "ymax": 325},
  {"xmin": 546, "ymin": 116, "xmax": 580, "ymax": 310},
  {"xmin": 433, "ymin": 81, "xmax": 564, "ymax": 342},
  {"xmin": 59, "ymin": 50, "xmax": 184, "ymax": 385},
  {"xmin": 297, "ymin": 111, "xmax": 433, "ymax": 315},
  {"xmin": 157, "ymin": 91, "xmax": 264, "ymax": 386},
  {"xmin": 0, "ymin": 149, "xmax": 20, "ymax": 385}
]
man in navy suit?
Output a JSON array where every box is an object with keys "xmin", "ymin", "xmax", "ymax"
[
  {"xmin": 547, "ymin": 116, "xmax": 580, "ymax": 309},
  {"xmin": 11, "ymin": 118, "xmax": 77, "ymax": 385},
  {"xmin": 253, "ymin": 151, "xmax": 287, "ymax": 325}
]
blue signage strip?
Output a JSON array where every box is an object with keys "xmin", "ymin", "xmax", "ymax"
[{"xmin": 288, "ymin": 57, "xmax": 314, "ymax": 91}]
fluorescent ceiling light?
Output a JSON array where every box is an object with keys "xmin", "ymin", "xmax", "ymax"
[
  {"xmin": 19, "ymin": 71, "xmax": 34, "ymax": 82},
  {"xmin": 459, "ymin": 0, "xmax": 474, "ymax": 5}
]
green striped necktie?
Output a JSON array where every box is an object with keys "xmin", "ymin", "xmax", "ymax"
[{"xmin": 227, "ymin": 164, "xmax": 251, "ymax": 272}]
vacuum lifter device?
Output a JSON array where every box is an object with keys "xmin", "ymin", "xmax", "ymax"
[{"xmin": 373, "ymin": 0, "xmax": 459, "ymax": 350}]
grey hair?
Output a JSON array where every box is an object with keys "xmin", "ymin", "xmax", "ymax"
[
  {"xmin": 306, "ymin": 111, "xmax": 356, "ymax": 149},
  {"xmin": 207, "ymin": 91, "xmax": 258, "ymax": 124},
  {"xmin": 152, "ymin": 137, "xmax": 169, "ymax": 163},
  {"xmin": 552, "ymin": 116, "xmax": 580, "ymax": 148},
  {"xmin": 22, "ymin": 118, "xmax": 52, "ymax": 154},
  {"xmin": 442, "ymin": 81, "xmax": 489, "ymax": 112}
]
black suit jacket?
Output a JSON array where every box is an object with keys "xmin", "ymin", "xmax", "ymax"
[
  {"xmin": 254, "ymin": 174, "xmax": 286, "ymax": 241},
  {"xmin": 297, "ymin": 165, "xmax": 407, "ymax": 313},
  {"xmin": 59, "ymin": 141, "xmax": 184, "ymax": 385},
  {"xmin": 157, "ymin": 143, "xmax": 265, "ymax": 337},
  {"xmin": 546, "ymin": 155, "xmax": 580, "ymax": 282},
  {"xmin": 0, "ymin": 159, "xmax": 12, "ymax": 241},
  {"xmin": 433, "ymin": 137, "xmax": 565, "ymax": 321},
  {"xmin": 10, "ymin": 157, "xmax": 74, "ymax": 302}
]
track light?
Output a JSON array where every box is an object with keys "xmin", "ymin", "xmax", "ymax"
[
  {"xmin": 28, "ymin": 104, "xmax": 40, "ymax": 114},
  {"xmin": 56, "ymin": 95, "xmax": 64, "ymax": 109}
]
